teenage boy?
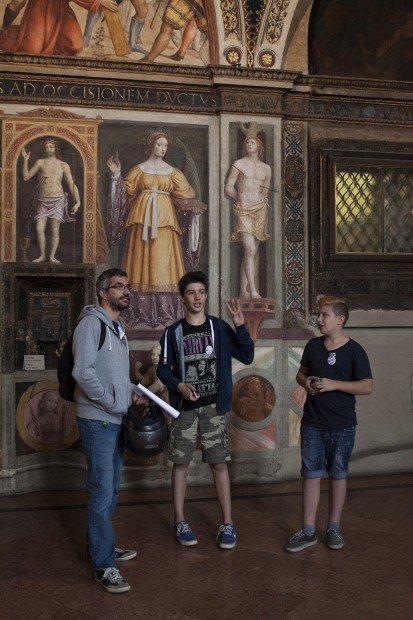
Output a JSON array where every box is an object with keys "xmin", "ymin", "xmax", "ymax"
[
  {"xmin": 157, "ymin": 270, "xmax": 254, "ymax": 549},
  {"xmin": 285, "ymin": 296, "xmax": 373, "ymax": 553}
]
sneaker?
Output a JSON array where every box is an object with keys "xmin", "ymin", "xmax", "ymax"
[
  {"xmin": 285, "ymin": 530, "xmax": 317, "ymax": 553},
  {"xmin": 87, "ymin": 546, "xmax": 137, "ymax": 563},
  {"xmin": 173, "ymin": 520, "xmax": 198, "ymax": 546},
  {"xmin": 216, "ymin": 523, "xmax": 236, "ymax": 549},
  {"xmin": 115, "ymin": 547, "xmax": 137, "ymax": 561},
  {"xmin": 94, "ymin": 567, "xmax": 130, "ymax": 594},
  {"xmin": 326, "ymin": 528, "xmax": 345, "ymax": 550}
]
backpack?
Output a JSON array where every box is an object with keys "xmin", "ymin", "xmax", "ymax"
[{"xmin": 57, "ymin": 319, "xmax": 106, "ymax": 402}]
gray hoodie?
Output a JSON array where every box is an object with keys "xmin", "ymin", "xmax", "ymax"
[{"xmin": 72, "ymin": 305, "xmax": 133, "ymax": 425}]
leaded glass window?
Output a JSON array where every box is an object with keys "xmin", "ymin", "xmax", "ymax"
[{"xmin": 335, "ymin": 164, "xmax": 413, "ymax": 254}]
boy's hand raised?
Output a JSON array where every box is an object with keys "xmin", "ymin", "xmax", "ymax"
[{"xmin": 226, "ymin": 299, "xmax": 245, "ymax": 327}]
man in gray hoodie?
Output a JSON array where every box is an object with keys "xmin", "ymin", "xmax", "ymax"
[{"xmin": 72, "ymin": 267, "xmax": 140, "ymax": 594}]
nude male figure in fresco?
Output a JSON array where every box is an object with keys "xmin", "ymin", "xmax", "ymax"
[
  {"xmin": 21, "ymin": 138, "xmax": 80, "ymax": 263},
  {"xmin": 225, "ymin": 124, "xmax": 272, "ymax": 299}
]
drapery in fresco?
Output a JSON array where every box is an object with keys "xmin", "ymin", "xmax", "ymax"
[
  {"xmin": 0, "ymin": 0, "xmax": 101, "ymax": 55},
  {"xmin": 0, "ymin": 0, "xmax": 210, "ymax": 64},
  {"xmin": 105, "ymin": 128, "xmax": 207, "ymax": 329}
]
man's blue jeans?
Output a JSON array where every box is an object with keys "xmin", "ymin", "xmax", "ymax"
[{"xmin": 77, "ymin": 418, "xmax": 124, "ymax": 569}]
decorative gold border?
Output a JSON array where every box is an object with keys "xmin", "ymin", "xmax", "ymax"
[{"xmin": 0, "ymin": 107, "xmax": 103, "ymax": 263}]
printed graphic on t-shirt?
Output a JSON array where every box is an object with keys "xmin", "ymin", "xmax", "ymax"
[
  {"xmin": 182, "ymin": 322, "xmax": 218, "ymax": 405},
  {"xmin": 327, "ymin": 352, "xmax": 336, "ymax": 365}
]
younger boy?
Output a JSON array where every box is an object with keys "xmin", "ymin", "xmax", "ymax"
[
  {"xmin": 157, "ymin": 271, "xmax": 254, "ymax": 549},
  {"xmin": 285, "ymin": 296, "xmax": 373, "ymax": 553}
]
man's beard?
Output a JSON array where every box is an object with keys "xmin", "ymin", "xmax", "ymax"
[{"xmin": 110, "ymin": 296, "xmax": 130, "ymax": 312}]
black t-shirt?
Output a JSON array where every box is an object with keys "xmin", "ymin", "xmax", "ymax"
[
  {"xmin": 301, "ymin": 337, "xmax": 372, "ymax": 429},
  {"xmin": 181, "ymin": 319, "xmax": 218, "ymax": 410}
]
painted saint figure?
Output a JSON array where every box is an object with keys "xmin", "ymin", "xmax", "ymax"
[
  {"xmin": 25, "ymin": 390, "xmax": 75, "ymax": 442},
  {"xmin": 139, "ymin": 344, "xmax": 169, "ymax": 402},
  {"xmin": 225, "ymin": 123, "xmax": 272, "ymax": 300},
  {"xmin": 142, "ymin": 0, "xmax": 207, "ymax": 63},
  {"xmin": 106, "ymin": 128, "xmax": 205, "ymax": 328},
  {"xmin": 83, "ymin": 0, "xmax": 148, "ymax": 53},
  {"xmin": 21, "ymin": 138, "xmax": 80, "ymax": 263},
  {"xmin": 0, "ymin": 0, "xmax": 119, "ymax": 55}
]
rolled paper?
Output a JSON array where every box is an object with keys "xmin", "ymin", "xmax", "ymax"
[{"xmin": 132, "ymin": 383, "xmax": 180, "ymax": 418}]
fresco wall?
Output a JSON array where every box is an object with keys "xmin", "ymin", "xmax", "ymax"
[
  {"xmin": 1, "ymin": 0, "xmax": 413, "ymax": 494},
  {"xmin": 0, "ymin": 97, "xmax": 285, "ymax": 492}
]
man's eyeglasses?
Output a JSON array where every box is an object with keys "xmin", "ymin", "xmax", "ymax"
[{"xmin": 107, "ymin": 283, "xmax": 133, "ymax": 292}]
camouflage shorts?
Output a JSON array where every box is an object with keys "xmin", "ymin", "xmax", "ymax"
[{"xmin": 168, "ymin": 404, "xmax": 231, "ymax": 464}]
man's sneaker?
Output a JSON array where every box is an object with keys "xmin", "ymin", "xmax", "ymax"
[
  {"xmin": 87, "ymin": 546, "xmax": 137, "ymax": 563},
  {"xmin": 115, "ymin": 547, "xmax": 137, "ymax": 561},
  {"xmin": 216, "ymin": 523, "xmax": 236, "ymax": 549},
  {"xmin": 94, "ymin": 567, "xmax": 130, "ymax": 594},
  {"xmin": 326, "ymin": 528, "xmax": 345, "ymax": 550},
  {"xmin": 173, "ymin": 520, "xmax": 198, "ymax": 546},
  {"xmin": 285, "ymin": 530, "xmax": 317, "ymax": 553}
]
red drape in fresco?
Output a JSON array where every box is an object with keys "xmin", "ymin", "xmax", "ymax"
[{"xmin": 0, "ymin": 0, "xmax": 100, "ymax": 56}]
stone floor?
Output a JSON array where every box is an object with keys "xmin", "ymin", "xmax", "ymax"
[{"xmin": 1, "ymin": 473, "xmax": 412, "ymax": 619}]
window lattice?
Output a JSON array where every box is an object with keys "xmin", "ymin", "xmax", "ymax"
[{"xmin": 335, "ymin": 166, "xmax": 413, "ymax": 253}]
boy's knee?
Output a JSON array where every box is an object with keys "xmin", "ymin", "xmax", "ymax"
[{"xmin": 209, "ymin": 462, "xmax": 227, "ymax": 473}]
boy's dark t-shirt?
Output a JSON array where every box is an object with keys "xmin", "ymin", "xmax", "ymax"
[
  {"xmin": 301, "ymin": 336, "xmax": 372, "ymax": 429},
  {"xmin": 181, "ymin": 319, "xmax": 218, "ymax": 411}
]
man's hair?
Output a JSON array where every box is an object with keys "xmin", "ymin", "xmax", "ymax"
[
  {"xmin": 96, "ymin": 268, "xmax": 128, "ymax": 304},
  {"xmin": 178, "ymin": 271, "xmax": 209, "ymax": 296},
  {"xmin": 317, "ymin": 295, "xmax": 349, "ymax": 326}
]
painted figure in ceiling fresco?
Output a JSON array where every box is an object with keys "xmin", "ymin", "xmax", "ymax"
[
  {"xmin": 225, "ymin": 123, "xmax": 272, "ymax": 300},
  {"xmin": 21, "ymin": 138, "xmax": 80, "ymax": 263},
  {"xmin": 142, "ymin": 0, "xmax": 207, "ymax": 63},
  {"xmin": 106, "ymin": 128, "xmax": 206, "ymax": 329},
  {"xmin": 0, "ymin": 0, "xmax": 119, "ymax": 55},
  {"xmin": 83, "ymin": 0, "xmax": 147, "ymax": 53}
]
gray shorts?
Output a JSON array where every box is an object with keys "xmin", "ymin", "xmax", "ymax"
[{"xmin": 169, "ymin": 404, "xmax": 231, "ymax": 464}]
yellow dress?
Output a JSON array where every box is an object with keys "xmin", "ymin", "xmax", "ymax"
[{"xmin": 122, "ymin": 164, "xmax": 195, "ymax": 292}]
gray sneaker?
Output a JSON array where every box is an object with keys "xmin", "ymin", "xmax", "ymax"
[
  {"xmin": 95, "ymin": 567, "xmax": 131, "ymax": 593},
  {"xmin": 115, "ymin": 547, "xmax": 137, "ymax": 561},
  {"xmin": 285, "ymin": 530, "xmax": 317, "ymax": 553},
  {"xmin": 326, "ymin": 528, "xmax": 345, "ymax": 550},
  {"xmin": 88, "ymin": 547, "xmax": 137, "ymax": 563}
]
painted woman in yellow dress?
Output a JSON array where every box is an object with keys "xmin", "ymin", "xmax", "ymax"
[{"xmin": 107, "ymin": 129, "xmax": 204, "ymax": 328}]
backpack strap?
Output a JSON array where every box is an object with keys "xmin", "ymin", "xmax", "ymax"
[{"xmin": 98, "ymin": 319, "xmax": 106, "ymax": 351}]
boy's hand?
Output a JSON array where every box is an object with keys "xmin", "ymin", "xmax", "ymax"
[
  {"xmin": 308, "ymin": 377, "xmax": 336, "ymax": 394},
  {"xmin": 178, "ymin": 383, "xmax": 200, "ymax": 401},
  {"xmin": 305, "ymin": 376, "xmax": 321, "ymax": 395},
  {"xmin": 226, "ymin": 298, "xmax": 244, "ymax": 327}
]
